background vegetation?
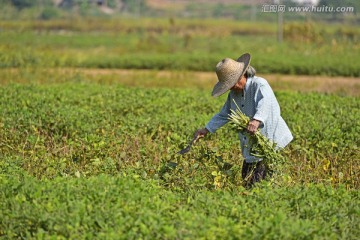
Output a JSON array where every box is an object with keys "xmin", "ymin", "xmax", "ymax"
[
  {"xmin": 0, "ymin": 0, "xmax": 359, "ymax": 76},
  {"xmin": 0, "ymin": 18, "xmax": 359, "ymax": 76}
]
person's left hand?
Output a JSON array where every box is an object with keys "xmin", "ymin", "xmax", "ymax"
[{"xmin": 247, "ymin": 119, "xmax": 261, "ymax": 134}]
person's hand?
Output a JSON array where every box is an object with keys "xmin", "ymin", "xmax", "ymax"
[
  {"xmin": 194, "ymin": 128, "xmax": 209, "ymax": 139},
  {"xmin": 247, "ymin": 119, "xmax": 261, "ymax": 134}
]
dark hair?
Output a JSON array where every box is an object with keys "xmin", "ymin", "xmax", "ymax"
[{"xmin": 245, "ymin": 65, "xmax": 256, "ymax": 78}]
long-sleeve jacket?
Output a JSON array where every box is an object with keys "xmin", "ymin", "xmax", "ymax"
[{"xmin": 205, "ymin": 76, "xmax": 293, "ymax": 163}]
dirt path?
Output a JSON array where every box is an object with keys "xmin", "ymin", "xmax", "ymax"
[
  {"xmin": 79, "ymin": 68, "xmax": 360, "ymax": 97},
  {"xmin": 1, "ymin": 68, "xmax": 359, "ymax": 96}
]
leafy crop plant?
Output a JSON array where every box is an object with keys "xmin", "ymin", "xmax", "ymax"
[{"xmin": 228, "ymin": 100, "xmax": 286, "ymax": 182}]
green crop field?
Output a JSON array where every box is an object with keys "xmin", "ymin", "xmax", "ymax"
[
  {"xmin": 0, "ymin": 77, "xmax": 359, "ymax": 238},
  {"xmin": 0, "ymin": 17, "xmax": 359, "ymax": 239}
]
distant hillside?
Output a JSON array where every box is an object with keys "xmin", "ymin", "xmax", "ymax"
[
  {"xmin": 1, "ymin": 0, "xmax": 358, "ymax": 23},
  {"xmin": 147, "ymin": 0, "xmax": 271, "ymax": 9}
]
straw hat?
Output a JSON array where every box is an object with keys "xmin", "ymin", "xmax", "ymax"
[{"xmin": 212, "ymin": 53, "xmax": 251, "ymax": 97}]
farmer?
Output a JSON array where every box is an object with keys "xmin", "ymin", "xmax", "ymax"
[{"xmin": 195, "ymin": 53, "xmax": 293, "ymax": 186}]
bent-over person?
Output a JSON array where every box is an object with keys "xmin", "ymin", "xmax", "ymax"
[{"xmin": 195, "ymin": 53, "xmax": 293, "ymax": 187}]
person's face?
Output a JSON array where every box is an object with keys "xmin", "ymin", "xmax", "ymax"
[{"xmin": 231, "ymin": 75, "xmax": 247, "ymax": 93}]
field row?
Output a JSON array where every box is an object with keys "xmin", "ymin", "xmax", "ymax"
[
  {"xmin": 0, "ymin": 20, "xmax": 359, "ymax": 76},
  {"xmin": 0, "ymin": 83, "xmax": 358, "ymax": 189},
  {"xmin": 1, "ymin": 167, "xmax": 358, "ymax": 239}
]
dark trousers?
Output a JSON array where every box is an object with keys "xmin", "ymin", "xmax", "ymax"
[{"xmin": 241, "ymin": 161, "xmax": 268, "ymax": 187}]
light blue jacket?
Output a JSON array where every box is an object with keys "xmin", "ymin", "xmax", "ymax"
[{"xmin": 205, "ymin": 76, "xmax": 293, "ymax": 163}]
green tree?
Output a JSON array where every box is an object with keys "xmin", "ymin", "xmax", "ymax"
[
  {"xmin": 120, "ymin": 0, "xmax": 147, "ymax": 15},
  {"xmin": 11, "ymin": 0, "xmax": 37, "ymax": 10},
  {"xmin": 212, "ymin": 3, "xmax": 225, "ymax": 18},
  {"xmin": 39, "ymin": 7, "xmax": 60, "ymax": 20}
]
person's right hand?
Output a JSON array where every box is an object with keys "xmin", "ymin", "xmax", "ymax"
[{"xmin": 194, "ymin": 128, "xmax": 209, "ymax": 139}]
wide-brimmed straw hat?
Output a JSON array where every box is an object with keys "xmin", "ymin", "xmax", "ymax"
[{"xmin": 211, "ymin": 53, "xmax": 251, "ymax": 97}]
